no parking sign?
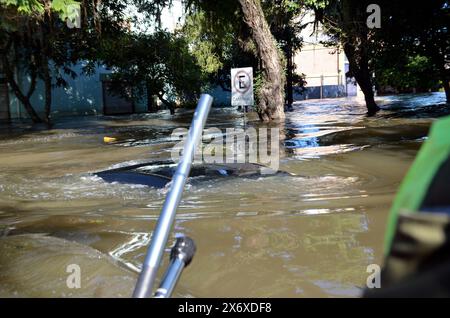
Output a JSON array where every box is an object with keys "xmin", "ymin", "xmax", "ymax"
[{"xmin": 231, "ymin": 67, "xmax": 254, "ymax": 106}]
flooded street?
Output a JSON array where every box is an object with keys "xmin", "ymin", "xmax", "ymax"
[{"xmin": 0, "ymin": 92, "xmax": 448, "ymax": 297}]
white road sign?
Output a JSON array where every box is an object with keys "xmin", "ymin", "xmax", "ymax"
[{"xmin": 231, "ymin": 67, "xmax": 254, "ymax": 106}]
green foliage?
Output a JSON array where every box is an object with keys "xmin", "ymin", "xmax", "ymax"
[
  {"xmin": 375, "ymin": 54, "xmax": 441, "ymax": 93},
  {"xmin": 303, "ymin": 0, "xmax": 329, "ymax": 9},
  {"xmin": 182, "ymin": 0, "xmax": 306, "ymax": 101},
  {"xmin": 0, "ymin": 0, "xmax": 115, "ymax": 87},
  {"xmin": 0, "ymin": 0, "xmax": 45, "ymax": 14},
  {"xmin": 0, "ymin": 0, "xmax": 129, "ymax": 122},
  {"xmin": 264, "ymin": 0, "xmax": 304, "ymax": 51},
  {"xmin": 180, "ymin": 3, "xmax": 257, "ymax": 93},
  {"xmin": 101, "ymin": 30, "xmax": 204, "ymax": 108},
  {"xmin": 0, "ymin": 0, "xmax": 80, "ymax": 34},
  {"xmin": 253, "ymin": 71, "xmax": 265, "ymax": 112},
  {"xmin": 308, "ymin": 0, "xmax": 449, "ymax": 97},
  {"xmin": 373, "ymin": 0, "xmax": 449, "ymax": 94},
  {"xmin": 181, "ymin": 12, "xmax": 227, "ymax": 76},
  {"xmin": 0, "ymin": 0, "xmax": 80, "ymax": 17},
  {"xmin": 50, "ymin": 0, "xmax": 80, "ymax": 21}
]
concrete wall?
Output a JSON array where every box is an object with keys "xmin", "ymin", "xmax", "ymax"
[
  {"xmin": 294, "ymin": 43, "xmax": 350, "ymax": 101},
  {"xmin": 207, "ymin": 86, "xmax": 231, "ymax": 107},
  {"xmin": 8, "ymin": 63, "xmax": 147, "ymax": 120},
  {"xmin": 294, "ymin": 13, "xmax": 361, "ymax": 101},
  {"xmin": 295, "ymin": 45, "xmax": 344, "ymax": 82},
  {"xmin": 6, "ymin": 60, "xmax": 232, "ymax": 120}
]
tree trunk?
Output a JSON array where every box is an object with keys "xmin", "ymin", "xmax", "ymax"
[
  {"xmin": 443, "ymin": 79, "xmax": 450, "ymax": 104},
  {"xmin": 339, "ymin": 0, "xmax": 379, "ymax": 116},
  {"xmin": 286, "ymin": 45, "xmax": 294, "ymax": 108},
  {"xmin": 41, "ymin": 7, "xmax": 52, "ymax": 125},
  {"xmin": 239, "ymin": 0, "xmax": 285, "ymax": 122},
  {"xmin": 157, "ymin": 92, "xmax": 175, "ymax": 115},
  {"xmin": 343, "ymin": 43, "xmax": 380, "ymax": 115},
  {"xmin": 146, "ymin": 82, "xmax": 159, "ymax": 112},
  {"xmin": 42, "ymin": 59, "xmax": 52, "ymax": 124},
  {"xmin": 1, "ymin": 53, "xmax": 43, "ymax": 123}
]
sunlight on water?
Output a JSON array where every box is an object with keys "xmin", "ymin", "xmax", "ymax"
[{"xmin": 0, "ymin": 93, "xmax": 447, "ymax": 297}]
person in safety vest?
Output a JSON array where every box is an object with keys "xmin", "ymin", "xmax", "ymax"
[{"xmin": 364, "ymin": 116, "xmax": 450, "ymax": 297}]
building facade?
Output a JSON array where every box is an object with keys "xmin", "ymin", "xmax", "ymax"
[
  {"xmin": 0, "ymin": 2, "xmax": 185, "ymax": 121},
  {"xmin": 0, "ymin": 9, "xmax": 364, "ymax": 121},
  {"xmin": 1, "ymin": 63, "xmax": 150, "ymax": 121},
  {"xmin": 292, "ymin": 12, "xmax": 359, "ymax": 101}
]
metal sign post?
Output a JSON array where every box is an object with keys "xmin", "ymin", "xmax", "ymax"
[
  {"xmin": 231, "ymin": 67, "xmax": 254, "ymax": 129},
  {"xmin": 231, "ymin": 67, "xmax": 254, "ymax": 108}
]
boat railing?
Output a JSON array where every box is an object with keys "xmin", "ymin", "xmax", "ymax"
[{"xmin": 132, "ymin": 94, "xmax": 213, "ymax": 298}]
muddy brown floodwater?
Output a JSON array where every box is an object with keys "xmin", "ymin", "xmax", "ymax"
[{"xmin": 0, "ymin": 93, "xmax": 448, "ymax": 297}]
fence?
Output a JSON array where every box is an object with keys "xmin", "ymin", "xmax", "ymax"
[{"xmin": 294, "ymin": 74, "xmax": 357, "ymax": 101}]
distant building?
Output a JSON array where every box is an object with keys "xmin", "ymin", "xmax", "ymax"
[
  {"xmin": 0, "ymin": 8, "xmax": 364, "ymax": 122},
  {"xmin": 293, "ymin": 12, "xmax": 359, "ymax": 100},
  {"xmin": 0, "ymin": 3, "xmax": 184, "ymax": 121},
  {"xmin": 0, "ymin": 62, "xmax": 154, "ymax": 121}
]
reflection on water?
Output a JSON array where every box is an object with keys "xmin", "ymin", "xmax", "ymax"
[{"xmin": 0, "ymin": 92, "xmax": 447, "ymax": 297}]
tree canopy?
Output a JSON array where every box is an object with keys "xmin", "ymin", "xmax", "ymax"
[{"xmin": 1, "ymin": 0, "xmax": 448, "ymax": 124}]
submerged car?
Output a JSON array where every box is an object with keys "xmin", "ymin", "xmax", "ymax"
[{"xmin": 95, "ymin": 160, "xmax": 292, "ymax": 189}]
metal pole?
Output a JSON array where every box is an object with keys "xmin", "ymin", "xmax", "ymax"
[
  {"xmin": 153, "ymin": 258, "xmax": 185, "ymax": 298},
  {"xmin": 153, "ymin": 237, "xmax": 196, "ymax": 298},
  {"xmin": 132, "ymin": 94, "xmax": 213, "ymax": 298},
  {"xmin": 320, "ymin": 75, "xmax": 324, "ymax": 99}
]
